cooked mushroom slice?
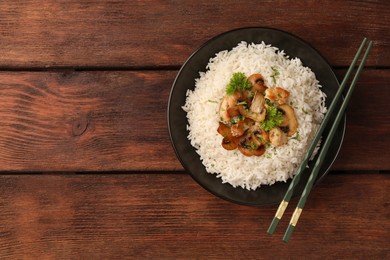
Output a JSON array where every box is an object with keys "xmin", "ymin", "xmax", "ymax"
[
  {"xmin": 239, "ymin": 144, "xmax": 266, "ymax": 156},
  {"xmin": 265, "ymin": 87, "xmax": 289, "ymax": 105},
  {"xmin": 238, "ymin": 141, "xmax": 266, "ymax": 156},
  {"xmin": 269, "ymin": 127, "xmax": 288, "ymax": 146},
  {"xmin": 277, "ymin": 104, "xmax": 298, "ymax": 136},
  {"xmin": 222, "ymin": 136, "xmax": 239, "ymax": 150},
  {"xmin": 219, "ymin": 95, "xmax": 237, "ymax": 124},
  {"xmin": 217, "ymin": 122, "xmax": 232, "ymax": 137},
  {"xmin": 250, "ymin": 92, "xmax": 265, "ymax": 112},
  {"xmin": 248, "ymin": 73, "xmax": 267, "ymax": 93},
  {"xmin": 246, "ymin": 92, "xmax": 266, "ymax": 122},
  {"xmin": 250, "ymin": 125, "xmax": 269, "ymax": 147},
  {"xmin": 234, "ymin": 90, "xmax": 253, "ymax": 104},
  {"xmin": 279, "ymin": 111, "xmax": 289, "ymax": 127},
  {"xmin": 218, "ymin": 122, "xmax": 244, "ymax": 150},
  {"xmin": 226, "ymin": 106, "xmax": 241, "ymax": 118},
  {"xmin": 230, "ymin": 118, "xmax": 253, "ymax": 137},
  {"xmin": 252, "ymin": 145, "xmax": 266, "ymax": 156},
  {"xmin": 237, "ymin": 132, "xmax": 266, "ymax": 157}
]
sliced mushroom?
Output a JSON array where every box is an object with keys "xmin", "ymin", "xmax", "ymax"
[
  {"xmin": 235, "ymin": 90, "xmax": 253, "ymax": 104},
  {"xmin": 238, "ymin": 144, "xmax": 266, "ymax": 157},
  {"xmin": 253, "ymin": 145, "xmax": 266, "ymax": 156},
  {"xmin": 217, "ymin": 122, "xmax": 232, "ymax": 137},
  {"xmin": 269, "ymin": 127, "xmax": 288, "ymax": 146},
  {"xmin": 279, "ymin": 111, "xmax": 289, "ymax": 127},
  {"xmin": 277, "ymin": 104, "xmax": 298, "ymax": 136},
  {"xmin": 226, "ymin": 106, "xmax": 241, "ymax": 118},
  {"xmin": 250, "ymin": 125, "xmax": 269, "ymax": 147},
  {"xmin": 237, "ymin": 137, "xmax": 266, "ymax": 157},
  {"xmin": 237, "ymin": 130, "xmax": 266, "ymax": 157},
  {"xmin": 219, "ymin": 95, "xmax": 237, "ymax": 124},
  {"xmin": 218, "ymin": 122, "xmax": 240, "ymax": 150},
  {"xmin": 250, "ymin": 92, "xmax": 265, "ymax": 113},
  {"xmin": 230, "ymin": 118, "xmax": 253, "ymax": 137},
  {"xmin": 222, "ymin": 136, "xmax": 239, "ymax": 150},
  {"xmin": 245, "ymin": 92, "xmax": 266, "ymax": 122},
  {"xmin": 248, "ymin": 73, "xmax": 267, "ymax": 93}
]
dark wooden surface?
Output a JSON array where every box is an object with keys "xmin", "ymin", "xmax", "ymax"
[
  {"xmin": 0, "ymin": 173, "xmax": 388, "ymax": 258},
  {"xmin": 0, "ymin": 69, "xmax": 389, "ymax": 172},
  {"xmin": 0, "ymin": 1, "xmax": 388, "ymax": 68},
  {"xmin": 0, "ymin": 1, "xmax": 389, "ymax": 258}
]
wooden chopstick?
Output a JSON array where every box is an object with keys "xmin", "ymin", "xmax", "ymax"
[
  {"xmin": 282, "ymin": 40, "xmax": 373, "ymax": 242},
  {"xmin": 266, "ymin": 38, "xmax": 373, "ymax": 239}
]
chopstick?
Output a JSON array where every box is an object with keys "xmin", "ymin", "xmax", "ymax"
[
  {"xmin": 267, "ymin": 38, "xmax": 373, "ymax": 241},
  {"xmin": 267, "ymin": 38, "xmax": 369, "ymax": 235},
  {"xmin": 282, "ymin": 40, "xmax": 372, "ymax": 242}
]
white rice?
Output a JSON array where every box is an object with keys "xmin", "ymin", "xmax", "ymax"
[{"xmin": 182, "ymin": 42, "xmax": 327, "ymax": 190}]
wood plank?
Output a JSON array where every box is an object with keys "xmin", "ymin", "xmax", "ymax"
[
  {"xmin": 0, "ymin": 0, "xmax": 388, "ymax": 68},
  {"xmin": 0, "ymin": 69, "xmax": 388, "ymax": 172},
  {"xmin": 0, "ymin": 71, "xmax": 180, "ymax": 171},
  {"xmin": 333, "ymin": 69, "xmax": 390, "ymax": 170},
  {"xmin": 0, "ymin": 173, "xmax": 388, "ymax": 258}
]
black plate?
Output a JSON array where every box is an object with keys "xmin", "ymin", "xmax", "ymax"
[{"xmin": 168, "ymin": 27, "xmax": 345, "ymax": 206}]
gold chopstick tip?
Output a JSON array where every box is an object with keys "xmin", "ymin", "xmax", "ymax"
[
  {"xmin": 289, "ymin": 207, "xmax": 303, "ymax": 227},
  {"xmin": 275, "ymin": 200, "xmax": 289, "ymax": 219}
]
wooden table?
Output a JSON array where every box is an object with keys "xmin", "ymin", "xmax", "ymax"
[{"xmin": 0, "ymin": 1, "xmax": 389, "ymax": 258}]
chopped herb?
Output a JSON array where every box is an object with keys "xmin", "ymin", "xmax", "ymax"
[
  {"xmin": 302, "ymin": 108, "xmax": 308, "ymax": 114},
  {"xmin": 260, "ymin": 104, "xmax": 284, "ymax": 131},
  {"xmin": 236, "ymin": 101, "xmax": 247, "ymax": 106},
  {"xmin": 230, "ymin": 115, "xmax": 244, "ymax": 124},
  {"xmin": 256, "ymin": 136, "xmax": 269, "ymax": 145},
  {"xmin": 226, "ymin": 72, "xmax": 251, "ymax": 95},
  {"xmin": 208, "ymin": 99, "xmax": 218, "ymax": 103},
  {"xmin": 271, "ymin": 66, "xmax": 280, "ymax": 85},
  {"xmin": 265, "ymin": 98, "xmax": 272, "ymax": 106},
  {"xmin": 250, "ymin": 142, "xmax": 257, "ymax": 150},
  {"xmin": 257, "ymin": 136, "xmax": 264, "ymax": 143},
  {"xmin": 292, "ymin": 132, "xmax": 300, "ymax": 140}
]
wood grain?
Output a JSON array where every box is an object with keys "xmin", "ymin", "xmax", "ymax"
[
  {"xmin": 334, "ymin": 69, "xmax": 390, "ymax": 170},
  {"xmin": 0, "ymin": 69, "xmax": 388, "ymax": 172},
  {"xmin": 0, "ymin": 173, "xmax": 388, "ymax": 258},
  {"xmin": 0, "ymin": 0, "xmax": 388, "ymax": 68},
  {"xmin": 0, "ymin": 71, "xmax": 180, "ymax": 172},
  {"xmin": 0, "ymin": 1, "xmax": 388, "ymax": 259}
]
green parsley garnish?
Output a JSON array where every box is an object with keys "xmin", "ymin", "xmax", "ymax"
[
  {"xmin": 236, "ymin": 101, "xmax": 247, "ymax": 106},
  {"xmin": 249, "ymin": 142, "xmax": 257, "ymax": 150},
  {"xmin": 226, "ymin": 72, "xmax": 251, "ymax": 95},
  {"xmin": 292, "ymin": 132, "xmax": 300, "ymax": 140},
  {"xmin": 260, "ymin": 104, "xmax": 284, "ymax": 131},
  {"xmin": 271, "ymin": 66, "xmax": 280, "ymax": 85}
]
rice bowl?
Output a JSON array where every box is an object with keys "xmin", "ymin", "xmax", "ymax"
[
  {"xmin": 182, "ymin": 42, "xmax": 327, "ymax": 190},
  {"xmin": 168, "ymin": 27, "xmax": 344, "ymax": 205}
]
